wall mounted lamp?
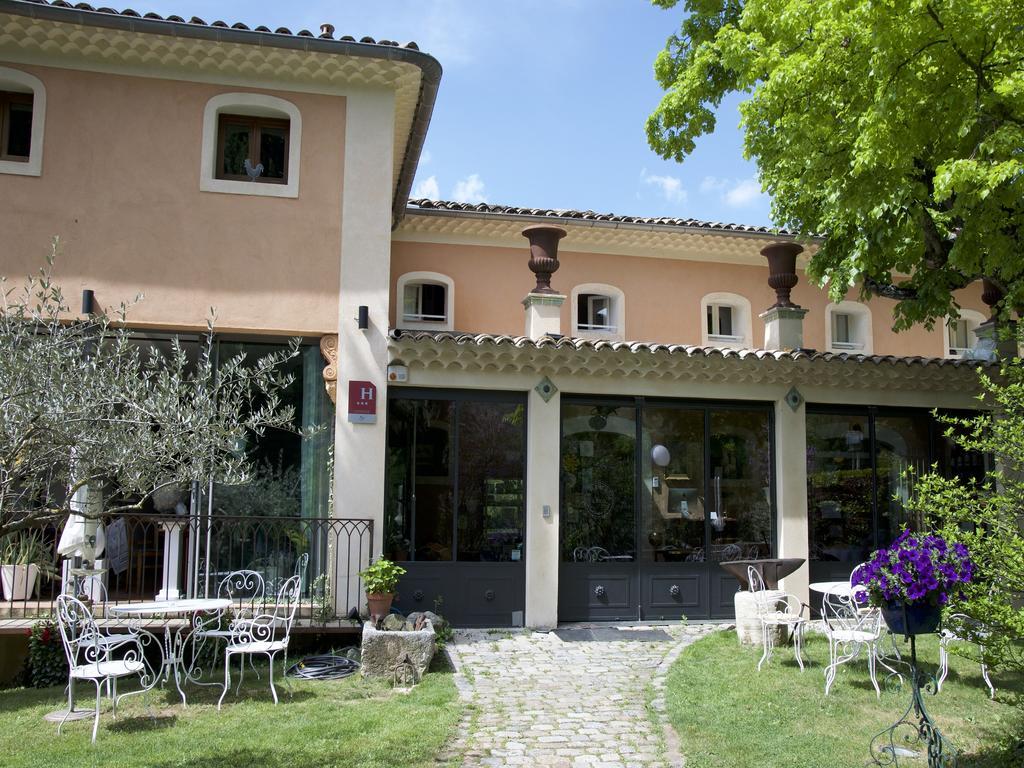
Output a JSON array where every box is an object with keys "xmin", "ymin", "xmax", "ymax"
[
  {"xmin": 356, "ymin": 305, "xmax": 369, "ymax": 330},
  {"xmin": 81, "ymin": 289, "xmax": 95, "ymax": 315}
]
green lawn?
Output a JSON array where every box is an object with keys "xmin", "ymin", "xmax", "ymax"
[
  {"xmin": 0, "ymin": 657, "xmax": 461, "ymax": 768},
  {"xmin": 665, "ymin": 629, "xmax": 1023, "ymax": 768}
]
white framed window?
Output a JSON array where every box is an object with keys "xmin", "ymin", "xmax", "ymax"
[
  {"xmin": 396, "ymin": 272, "xmax": 454, "ymax": 331},
  {"xmin": 200, "ymin": 93, "xmax": 301, "ymax": 198},
  {"xmin": 700, "ymin": 292, "xmax": 752, "ymax": 348},
  {"xmin": 944, "ymin": 309, "xmax": 986, "ymax": 359},
  {"xmin": 825, "ymin": 301, "xmax": 873, "ymax": 354},
  {"xmin": 0, "ymin": 67, "xmax": 45, "ymax": 177},
  {"xmin": 570, "ymin": 283, "xmax": 625, "ymax": 340}
]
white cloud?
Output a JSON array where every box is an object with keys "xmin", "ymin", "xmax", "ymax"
[
  {"xmin": 641, "ymin": 168, "xmax": 687, "ymax": 205},
  {"xmin": 419, "ymin": 149, "xmax": 432, "ymax": 165},
  {"xmin": 700, "ymin": 175, "xmax": 766, "ymax": 208},
  {"xmin": 412, "ymin": 174, "xmax": 440, "ymax": 200},
  {"xmin": 451, "ymin": 173, "xmax": 488, "ymax": 203}
]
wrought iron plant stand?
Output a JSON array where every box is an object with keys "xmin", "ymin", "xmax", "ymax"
[{"xmin": 869, "ymin": 613, "xmax": 957, "ymax": 767}]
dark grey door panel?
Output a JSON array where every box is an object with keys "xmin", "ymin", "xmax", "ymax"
[
  {"xmin": 558, "ymin": 564, "xmax": 636, "ymax": 622},
  {"xmin": 392, "ymin": 562, "xmax": 524, "ymax": 627},
  {"xmin": 642, "ymin": 568, "xmax": 704, "ymax": 619}
]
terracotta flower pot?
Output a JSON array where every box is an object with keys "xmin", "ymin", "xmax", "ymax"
[
  {"xmin": 366, "ymin": 591, "xmax": 395, "ymax": 622},
  {"xmin": 881, "ymin": 600, "xmax": 942, "ymax": 637}
]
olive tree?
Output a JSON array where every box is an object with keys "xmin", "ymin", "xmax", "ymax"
[{"xmin": 0, "ymin": 241, "xmax": 301, "ymax": 540}]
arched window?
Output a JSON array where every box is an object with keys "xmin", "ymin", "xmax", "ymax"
[
  {"xmin": 700, "ymin": 292, "xmax": 752, "ymax": 348},
  {"xmin": 200, "ymin": 93, "xmax": 302, "ymax": 198},
  {"xmin": 825, "ymin": 301, "xmax": 873, "ymax": 354},
  {"xmin": 0, "ymin": 66, "xmax": 45, "ymax": 177},
  {"xmin": 570, "ymin": 283, "xmax": 625, "ymax": 340},
  {"xmin": 396, "ymin": 271, "xmax": 454, "ymax": 331},
  {"xmin": 944, "ymin": 309, "xmax": 987, "ymax": 359}
]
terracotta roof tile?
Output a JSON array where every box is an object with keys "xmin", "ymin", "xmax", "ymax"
[
  {"xmin": 389, "ymin": 328, "xmax": 988, "ymax": 369},
  {"xmin": 14, "ymin": 0, "xmax": 424, "ymax": 49},
  {"xmin": 407, "ymin": 199, "xmax": 798, "ymax": 237}
]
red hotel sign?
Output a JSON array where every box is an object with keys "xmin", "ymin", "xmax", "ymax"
[{"xmin": 347, "ymin": 380, "xmax": 377, "ymax": 424}]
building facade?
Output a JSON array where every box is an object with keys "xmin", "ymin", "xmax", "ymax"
[{"xmin": 0, "ymin": 1, "xmax": 996, "ymax": 627}]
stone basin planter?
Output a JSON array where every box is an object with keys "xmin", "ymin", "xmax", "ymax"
[{"xmin": 360, "ymin": 616, "xmax": 437, "ymax": 685}]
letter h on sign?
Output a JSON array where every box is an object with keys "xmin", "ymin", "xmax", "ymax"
[{"xmin": 347, "ymin": 380, "xmax": 377, "ymax": 424}]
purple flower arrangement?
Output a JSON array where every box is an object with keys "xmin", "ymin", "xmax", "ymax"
[{"xmin": 852, "ymin": 530, "xmax": 973, "ymax": 608}]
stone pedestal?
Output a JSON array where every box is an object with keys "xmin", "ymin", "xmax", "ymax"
[
  {"xmin": 734, "ymin": 590, "xmax": 788, "ymax": 646},
  {"xmin": 760, "ymin": 306, "xmax": 809, "ymax": 351},
  {"xmin": 523, "ymin": 293, "xmax": 565, "ymax": 339},
  {"xmin": 360, "ymin": 620, "xmax": 436, "ymax": 683}
]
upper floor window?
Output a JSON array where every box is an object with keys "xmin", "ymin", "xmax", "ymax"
[
  {"xmin": 1, "ymin": 91, "xmax": 32, "ymax": 162},
  {"xmin": 570, "ymin": 284, "xmax": 625, "ymax": 340},
  {"xmin": 0, "ymin": 67, "xmax": 45, "ymax": 177},
  {"xmin": 200, "ymin": 93, "xmax": 301, "ymax": 198},
  {"xmin": 216, "ymin": 114, "xmax": 289, "ymax": 183},
  {"xmin": 396, "ymin": 272, "xmax": 454, "ymax": 331},
  {"xmin": 944, "ymin": 309, "xmax": 986, "ymax": 359},
  {"xmin": 825, "ymin": 301, "xmax": 873, "ymax": 354},
  {"xmin": 700, "ymin": 292, "xmax": 752, "ymax": 348}
]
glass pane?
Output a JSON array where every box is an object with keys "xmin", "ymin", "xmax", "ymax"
[
  {"xmin": 221, "ymin": 122, "xmax": 250, "ymax": 177},
  {"xmin": 718, "ymin": 306, "xmax": 733, "ymax": 337},
  {"xmin": 403, "ymin": 285, "xmax": 420, "ymax": 320},
  {"xmin": 591, "ymin": 296, "xmax": 610, "ymax": 328},
  {"xmin": 456, "ymin": 402, "xmax": 525, "ymax": 561},
  {"xmin": 6, "ymin": 101, "xmax": 32, "ymax": 158},
  {"xmin": 421, "ymin": 284, "xmax": 446, "ymax": 320},
  {"xmin": 948, "ymin": 319, "xmax": 969, "ymax": 351},
  {"xmin": 640, "ymin": 407, "xmax": 705, "ymax": 562},
  {"xmin": 708, "ymin": 409, "xmax": 772, "ymax": 561},
  {"xmin": 706, "ymin": 305, "xmax": 715, "ymax": 335},
  {"xmin": 561, "ymin": 404, "xmax": 636, "ymax": 562},
  {"xmin": 259, "ymin": 125, "xmax": 287, "ymax": 179},
  {"xmin": 578, "ymin": 294, "xmax": 593, "ymax": 328},
  {"xmin": 385, "ymin": 399, "xmax": 454, "ymax": 561},
  {"xmin": 874, "ymin": 414, "xmax": 931, "ymax": 545},
  {"xmin": 806, "ymin": 412, "xmax": 873, "ymax": 565}
]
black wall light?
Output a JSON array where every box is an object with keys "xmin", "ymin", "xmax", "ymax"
[
  {"xmin": 356, "ymin": 305, "xmax": 369, "ymax": 330},
  {"xmin": 81, "ymin": 289, "xmax": 95, "ymax": 315}
]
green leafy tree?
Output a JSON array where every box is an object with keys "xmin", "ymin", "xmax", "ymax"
[
  {"xmin": 0, "ymin": 240, "xmax": 302, "ymax": 539},
  {"xmin": 904, "ymin": 360, "xmax": 1024, "ymax": 675},
  {"xmin": 648, "ymin": 0, "xmax": 1024, "ymax": 329}
]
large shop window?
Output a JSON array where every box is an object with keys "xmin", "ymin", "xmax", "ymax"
[
  {"xmin": 806, "ymin": 408, "xmax": 985, "ymax": 570},
  {"xmin": 385, "ymin": 391, "xmax": 527, "ymax": 562}
]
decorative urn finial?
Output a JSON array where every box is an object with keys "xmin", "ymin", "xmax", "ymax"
[
  {"xmin": 981, "ymin": 278, "xmax": 1004, "ymax": 318},
  {"xmin": 761, "ymin": 242, "xmax": 805, "ymax": 309},
  {"xmin": 522, "ymin": 225, "xmax": 567, "ymax": 294}
]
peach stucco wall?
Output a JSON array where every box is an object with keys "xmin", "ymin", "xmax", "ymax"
[
  {"xmin": 0, "ymin": 63, "xmax": 345, "ymax": 335},
  {"xmin": 390, "ymin": 240, "xmax": 988, "ymax": 357}
]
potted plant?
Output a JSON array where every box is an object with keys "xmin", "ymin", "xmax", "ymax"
[
  {"xmin": 852, "ymin": 530, "xmax": 973, "ymax": 636},
  {"xmin": 359, "ymin": 558, "xmax": 407, "ymax": 621},
  {"xmin": 1, "ymin": 530, "xmax": 54, "ymax": 601}
]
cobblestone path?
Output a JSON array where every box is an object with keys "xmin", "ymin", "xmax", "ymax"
[{"xmin": 441, "ymin": 624, "xmax": 718, "ymax": 768}]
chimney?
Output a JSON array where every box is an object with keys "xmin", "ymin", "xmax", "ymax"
[
  {"xmin": 759, "ymin": 242, "xmax": 808, "ymax": 351},
  {"xmin": 972, "ymin": 278, "xmax": 1018, "ymax": 360},
  {"xmin": 521, "ymin": 225, "xmax": 567, "ymax": 339}
]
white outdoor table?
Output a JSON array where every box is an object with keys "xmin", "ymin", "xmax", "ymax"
[
  {"xmin": 110, "ymin": 598, "xmax": 230, "ymax": 705},
  {"xmin": 808, "ymin": 581, "xmax": 857, "ymax": 598}
]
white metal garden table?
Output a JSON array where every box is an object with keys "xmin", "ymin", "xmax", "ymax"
[{"xmin": 109, "ymin": 598, "xmax": 230, "ymax": 705}]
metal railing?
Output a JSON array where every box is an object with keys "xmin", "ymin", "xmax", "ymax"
[{"xmin": 0, "ymin": 514, "xmax": 373, "ymax": 625}]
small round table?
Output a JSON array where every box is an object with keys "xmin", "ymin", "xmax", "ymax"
[
  {"xmin": 808, "ymin": 581, "xmax": 857, "ymax": 598},
  {"xmin": 110, "ymin": 598, "xmax": 230, "ymax": 705}
]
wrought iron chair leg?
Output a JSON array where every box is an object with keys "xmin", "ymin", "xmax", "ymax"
[
  {"xmin": 824, "ymin": 640, "xmax": 838, "ymax": 696},
  {"xmin": 268, "ymin": 652, "xmax": 279, "ymax": 705},
  {"xmin": 91, "ymin": 679, "xmax": 102, "ymax": 743},
  {"xmin": 793, "ymin": 624, "xmax": 805, "ymax": 671},
  {"xmin": 236, "ymin": 653, "xmax": 246, "ymax": 694},
  {"xmin": 980, "ymin": 652, "xmax": 995, "ymax": 699},
  {"xmin": 217, "ymin": 651, "xmax": 231, "ymax": 711},
  {"xmin": 937, "ymin": 636, "xmax": 950, "ymax": 692},
  {"xmin": 867, "ymin": 644, "xmax": 881, "ymax": 699}
]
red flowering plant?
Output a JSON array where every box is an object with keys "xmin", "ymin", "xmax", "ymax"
[
  {"xmin": 26, "ymin": 618, "xmax": 67, "ymax": 688},
  {"xmin": 852, "ymin": 530, "xmax": 973, "ymax": 608}
]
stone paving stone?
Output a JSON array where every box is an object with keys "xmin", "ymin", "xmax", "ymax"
[{"xmin": 438, "ymin": 624, "xmax": 718, "ymax": 767}]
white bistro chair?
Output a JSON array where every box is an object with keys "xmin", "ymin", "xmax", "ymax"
[
  {"xmin": 218, "ymin": 574, "xmax": 301, "ymax": 709},
  {"xmin": 54, "ymin": 594, "xmax": 157, "ymax": 742},
  {"xmin": 938, "ymin": 613, "xmax": 995, "ymax": 698},
  {"xmin": 193, "ymin": 569, "xmax": 266, "ymax": 660},
  {"xmin": 822, "ymin": 590, "xmax": 892, "ymax": 698},
  {"xmin": 747, "ymin": 565, "xmax": 808, "ymax": 671}
]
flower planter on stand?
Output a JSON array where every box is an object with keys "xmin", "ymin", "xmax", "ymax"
[{"xmin": 881, "ymin": 601, "xmax": 942, "ymax": 638}]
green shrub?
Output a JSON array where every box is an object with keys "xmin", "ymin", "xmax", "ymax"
[{"xmin": 25, "ymin": 619, "xmax": 67, "ymax": 688}]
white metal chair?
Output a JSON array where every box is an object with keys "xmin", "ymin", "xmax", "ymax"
[
  {"xmin": 938, "ymin": 613, "xmax": 995, "ymax": 698},
  {"xmin": 54, "ymin": 594, "xmax": 158, "ymax": 742},
  {"xmin": 747, "ymin": 565, "xmax": 807, "ymax": 672},
  {"xmin": 217, "ymin": 574, "xmax": 301, "ymax": 709},
  {"xmin": 822, "ymin": 590, "xmax": 893, "ymax": 698}
]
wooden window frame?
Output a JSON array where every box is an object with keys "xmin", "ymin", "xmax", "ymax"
[
  {"xmin": 214, "ymin": 113, "xmax": 290, "ymax": 184},
  {"xmin": 0, "ymin": 90, "xmax": 32, "ymax": 163}
]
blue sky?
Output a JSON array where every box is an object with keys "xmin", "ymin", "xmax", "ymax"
[{"xmin": 142, "ymin": 1, "xmax": 772, "ymax": 226}]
